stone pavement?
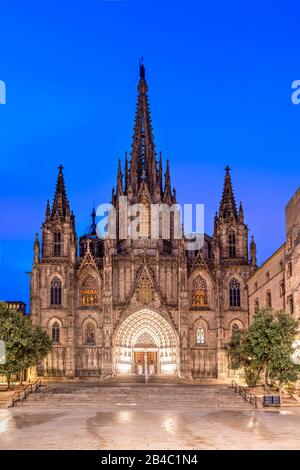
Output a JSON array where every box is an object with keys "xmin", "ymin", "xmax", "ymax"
[{"xmin": 0, "ymin": 384, "xmax": 300, "ymax": 450}]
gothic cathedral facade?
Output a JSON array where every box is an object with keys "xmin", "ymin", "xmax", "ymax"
[{"xmin": 30, "ymin": 64, "xmax": 257, "ymax": 382}]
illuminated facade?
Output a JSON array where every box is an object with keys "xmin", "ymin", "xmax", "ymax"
[{"xmin": 30, "ymin": 64, "xmax": 256, "ymax": 381}]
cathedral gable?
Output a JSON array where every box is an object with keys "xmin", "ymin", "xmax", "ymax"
[
  {"xmin": 77, "ymin": 242, "xmax": 101, "ymax": 279},
  {"xmin": 189, "ymin": 249, "xmax": 210, "ymax": 276}
]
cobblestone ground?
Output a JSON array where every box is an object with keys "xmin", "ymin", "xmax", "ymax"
[{"xmin": 1, "ymin": 407, "xmax": 300, "ymax": 449}]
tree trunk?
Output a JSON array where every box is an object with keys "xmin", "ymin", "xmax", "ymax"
[
  {"xmin": 19, "ymin": 370, "xmax": 23, "ymax": 386},
  {"xmin": 6, "ymin": 374, "xmax": 10, "ymax": 390},
  {"xmin": 264, "ymin": 366, "xmax": 269, "ymax": 391}
]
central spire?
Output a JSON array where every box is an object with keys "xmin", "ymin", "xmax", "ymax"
[
  {"xmin": 113, "ymin": 62, "xmax": 176, "ymax": 208},
  {"xmin": 128, "ymin": 60, "xmax": 158, "ymax": 196}
]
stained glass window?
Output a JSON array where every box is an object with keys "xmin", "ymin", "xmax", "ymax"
[
  {"xmin": 196, "ymin": 326, "xmax": 205, "ymax": 344},
  {"xmin": 50, "ymin": 276, "xmax": 62, "ymax": 305},
  {"xmin": 52, "ymin": 322, "xmax": 60, "ymax": 343},
  {"xmin": 81, "ymin": 275, "xmax": 98, "ymax": 306},
  {"xmin": 192, "ymin": 275, "xmax": 208, "ymax": 307},
  {"xmin": 229, "ymin": 278, "xmax": 240, "ymax": 307}
]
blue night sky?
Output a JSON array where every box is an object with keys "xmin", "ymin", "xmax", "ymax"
[{"xmin": 0, "ymin": 0, "xmax": 299, "ymax": 310}]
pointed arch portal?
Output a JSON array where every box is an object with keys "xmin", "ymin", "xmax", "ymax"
[{"xmin": 113, "ymin": 308, "xmax": 179, "ymax": 376}]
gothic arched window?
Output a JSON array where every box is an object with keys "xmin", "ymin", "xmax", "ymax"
[
  {"xmin": 137, "ymin": 195, "xmax": 150, "ymax": 238},
  {"xmin": 50, "ymin": 276, "xmax": 62, "ymax": 306},
  {"xmin": 229, "ymin": 230, "xmax": 236, "ymax": 258},
  {"xmin": 53, "ymin": 232, "xmax": 62, "ymax": 257},
  {"xmin": 85, "ymin": 322, "xmax": 96, "ymax": 345},
  {"xmin": 52, "ymin": 322, "xmax": 60, "ymax": 343},
  {"xmin": 196, "ymin": 326, "xmax": 205, "ymax": 345},
  {"xmin": 229, "ymin": 278, "xmax": 241, "ymax": 307},
  {"xmin": 81, "ymin": 276, "xmax": 98, "ymax": 306},
  {"xmin": 192, "ymin": 275, "xmax": 208, "ymax": 307}
]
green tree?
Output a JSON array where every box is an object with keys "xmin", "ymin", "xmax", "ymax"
[
  {"xmin": 227, "ymin": 308, "xmax": 299, "ymax": 389},
  {"xmin": 0, "ymin": 303, "xmax": 52, "ymax": 388}
]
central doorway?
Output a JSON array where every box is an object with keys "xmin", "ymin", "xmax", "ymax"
[
  {"xmin": 134, "ymin": 351, "xmax": 157, "ymax": 375},
  {"xmin": 113, "ymin": 308, "xmax": 179, "ymax": 376}
]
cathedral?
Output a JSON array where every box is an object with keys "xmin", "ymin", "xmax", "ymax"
[{"xmin": 30, "ymin": 64, "xmax": 257, "ymax": 382}]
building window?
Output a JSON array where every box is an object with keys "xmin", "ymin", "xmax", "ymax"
[
  {"xmin": 228, "ymin": 230, "xmax": 236, "ymax": 258},
  {"xmin": 254, "ymin": 298, "xmax": 259, "ymax": 313},
  {"xmin": 266, "ymin": 271, "xmax": 270, "ymax": 282},
  {"xmin": 280, "ymin": 281, "xmax": 285, "ymax": 297},
  {"xmin": 196, "ymin": 326, "xmax": 205, "ymax": 345},
  {"xmin": 52, "ymin": 322, "xmax": 60, "ymax": 343},
  {"xmin": 229, "ymin": 278, "xmax": 241, "ymax": 307},
  {"xmin": 137, "ymin": 195, "xmax": 150, "ymax": 238},
  {"xmin": 288, "ymin": 295, "xmax": 294, "ymax": 315},
  {"xmin": 266, "ymin": 291, "xmax": 272, "ymax": 309},
  {"xmin": 53, "ymin": 232, "xmax": 62, "ymax": 257},
  {"xmin": 192, "ymin": 275, "xmax": 208, "ymax": 307},
  {"xmin": 288, "ymin": 262, "xmax": 292, "ymax": 277},
  {"xmin": 254, "ymin": 282, "xmax": 258, "ymax": 291},
  {"xmin": 85, "ymin": 322, "xmax": 96, "ymax": 345},
  {"xmin": 81, "ymin": 276, "xmax": 98, "ymax": 306},
  {"xmin": 279, "ymin": 261, "xmax": 283, "ymax": 271},
  {"xmin": 50, "ymin": 276, "xmax": 62, "ymax": 305}
]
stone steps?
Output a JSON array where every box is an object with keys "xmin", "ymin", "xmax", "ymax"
[{"xmin": 19, "ymin": 384, "xmax": 252, "ymax": 410}]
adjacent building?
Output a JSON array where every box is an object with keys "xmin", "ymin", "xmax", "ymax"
[{"xmin": 248, "ymin": 188, "xmax": 300, "ymax": 320}]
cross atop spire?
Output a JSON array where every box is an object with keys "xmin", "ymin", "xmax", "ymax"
[{"xmin": 58, "ymin": 164, "xmax": 64, "ymax": 173}]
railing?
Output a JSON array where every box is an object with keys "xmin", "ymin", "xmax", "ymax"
[
  {"xmin": 231, "ymin": 380, "xmax": 257, "ymax": 408},
  {"xmin": 11, "ymin": 378, "xmax": 42, "ymax": 407}
]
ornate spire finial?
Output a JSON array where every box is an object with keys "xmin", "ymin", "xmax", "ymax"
[
  {"xmin": 239, "ymin": 201, "xmax": 244, "ymax": 223},
  {"xmin": 33, "ymin": 233, "xmax": 40, "ymax": 263},
  {"xmin": 165, "ymin": 159, "xmax": 171, "ymax": 190},
  {"xmin": 52, "ymin": 165, "xmax": 70, "ymax": 220},
  {"xmin": 116, "ymin": 158, "xmax": 123, "ymax": 195},
  {"xmin": 88, "ymin": 205, "xmax": 96, "ymax": 235},
  {"xmin": 45, "ymin": 199, "xmax": 51, "ymax": 222},
  {"xmin": 139, "ymin": 57, "xmax": 145, "ymax": 79},
  {"xmin": 218, "ymin": 166, "xmax": 238, "ymax": 221},
  {"xmin": 250, "ymin": 234, "xmax": 257, "ymax": 268}
]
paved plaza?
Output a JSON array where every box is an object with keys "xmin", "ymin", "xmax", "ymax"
[{"xmin": 0, "ymin": 384, "xmax": 300, "ymax": 450}]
